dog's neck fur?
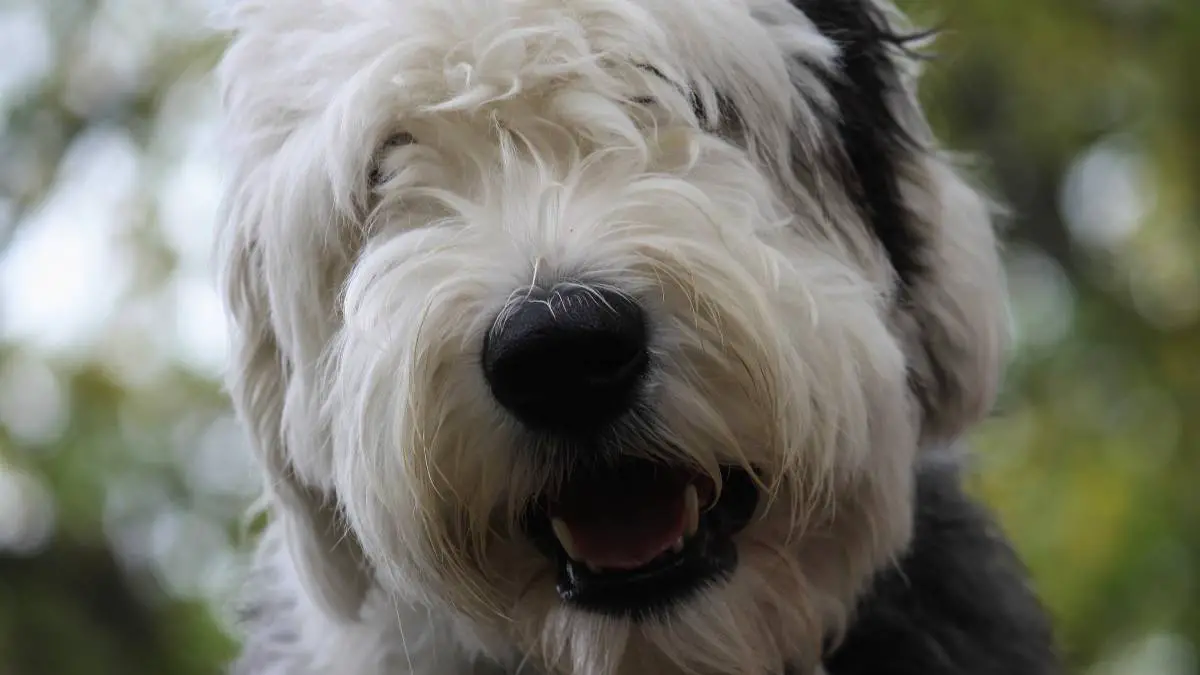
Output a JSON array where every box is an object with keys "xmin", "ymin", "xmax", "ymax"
[{"xmin": 820, "ymin": 453, "xmax": 1056, "ymax": 674}]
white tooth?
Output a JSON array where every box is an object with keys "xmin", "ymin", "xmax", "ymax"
[
  {"xmin": 551, "ymin": 518, "xmax": 582, "ymax": 561},
  {"xmin": 684, "ymin": 484, "xmax": 700, "ymax": 537},
  {"xmin": 671, "ymin": 537, "xmax": 685, "ymax": 554}
]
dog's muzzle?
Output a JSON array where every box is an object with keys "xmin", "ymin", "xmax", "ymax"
[{"xmin": 483, "ymin": 286, "xmax": 759, "ymax": 618}]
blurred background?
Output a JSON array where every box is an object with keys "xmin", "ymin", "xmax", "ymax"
[{"xmin": 0, "ymin": 0, "xmax": 1196, "ymax": 673}]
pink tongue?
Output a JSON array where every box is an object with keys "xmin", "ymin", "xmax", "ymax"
[
  {"xmin": 554, "ymin": 469, "xmax": 690, "ymax": 571},
  {"xmin": 564, "ymin": 490, "xmax": 687, "ymax": 570}
]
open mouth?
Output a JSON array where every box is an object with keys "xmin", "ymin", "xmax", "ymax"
[{"xmin": 523, "ymin": 458, "xmax": 760, "ymax": 619}]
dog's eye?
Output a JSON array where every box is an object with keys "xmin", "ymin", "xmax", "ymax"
[
  {"xmin": 370, "ymin": 131, "xmax": 416, "ymax": 185},
  {"xmin": 382, "ymin": 131, "xmax": 416, "ymax": 149}
]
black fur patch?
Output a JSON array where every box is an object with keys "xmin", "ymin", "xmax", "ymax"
[
  {"xmin": 819, "ymin": 457, "xmax": 1060, "ymax": 675},
  {"xmin": 796, "ymin": 0, "xmax": 926, "ymax": 290}
]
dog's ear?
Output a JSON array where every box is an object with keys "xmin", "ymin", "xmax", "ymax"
[
  {"xmin": 801, "ymin": 0, "xmax": 1009, "ymax": 443},
  {"xmin": 220, "ymin": 222, "xmax": 372, "ymax": 621},
  {"xmin": 215, "ymin": 5, "xmax": 374, "ymax": 619},
  {"xmin": 894, "ymin": 157, "xmax": 1009, "ymax": 445}
]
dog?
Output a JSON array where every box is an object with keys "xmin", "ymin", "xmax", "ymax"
[{"xmin": 212, "ymin": 0, "xmax": 1058, "ymax": 673}]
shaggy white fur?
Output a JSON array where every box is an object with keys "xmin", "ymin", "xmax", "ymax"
[{"xmin": 212, "ymin": 0, "xmax": 1008, "ymax": 673}]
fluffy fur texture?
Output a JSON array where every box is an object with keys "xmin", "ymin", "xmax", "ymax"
[{"xmin": 212, "ymin": 0, "xmax": 1054, "ymax": 673}]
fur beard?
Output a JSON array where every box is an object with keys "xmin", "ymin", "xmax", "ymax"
[{"xmin": 230, "ymin": 453, "xmax": 1058, "ymax": 675}]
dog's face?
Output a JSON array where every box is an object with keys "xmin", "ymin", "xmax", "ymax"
[{"xmin": 216, "ymin": 0, "xmax": 1007, "ymax": 672}]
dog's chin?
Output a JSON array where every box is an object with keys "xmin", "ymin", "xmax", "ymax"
[{"xmin": 522, "ymin": 458, "xmax": 760, "ymax": 621}]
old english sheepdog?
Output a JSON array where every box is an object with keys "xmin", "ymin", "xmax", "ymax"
[{"xmin": 213, "ymin": 0, "xmax": 1059, "ymax": 673}]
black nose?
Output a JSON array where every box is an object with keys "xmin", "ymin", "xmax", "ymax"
[{"xmin": 482, "ymin": 287, "xmax": 649, "ymax": 433}]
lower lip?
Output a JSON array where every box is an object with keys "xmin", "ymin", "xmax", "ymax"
[{"xmin": 554, "ymin": 516, "xmax": 740, "ymax": 620}]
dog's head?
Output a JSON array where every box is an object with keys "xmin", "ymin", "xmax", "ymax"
[{"xmin": 215, "ymin": 0, "xmax": 1007, "ymax": 672}]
